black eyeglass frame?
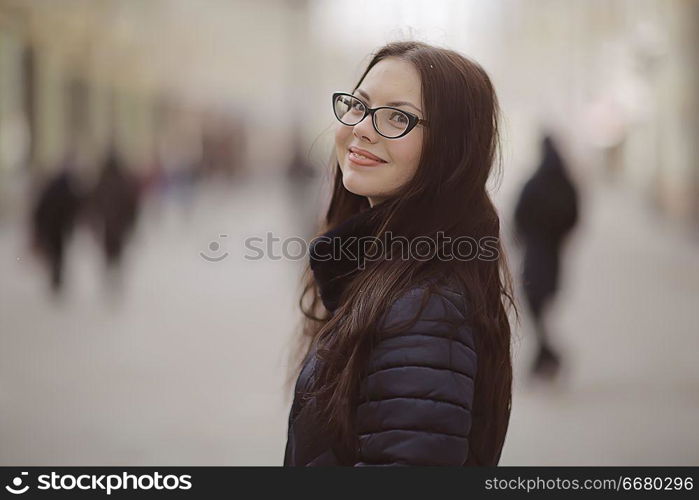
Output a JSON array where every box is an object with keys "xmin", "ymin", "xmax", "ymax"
[{"xmin": 332, "ymin": 91, "xmax": 428, "ymax": 139}]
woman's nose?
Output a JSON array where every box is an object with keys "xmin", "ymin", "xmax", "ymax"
[{"xmin": 353, "ymin": 114, "xmax": 378, "ymax": 143}]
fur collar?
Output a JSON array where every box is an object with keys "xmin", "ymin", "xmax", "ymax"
[{"xmin": 309, "ymin": 203, "xmax": 391, "ymax": 313}]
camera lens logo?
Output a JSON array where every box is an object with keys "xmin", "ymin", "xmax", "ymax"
[
  {"xmin": 5, "ymin": 472, "xmax": 29, "ymax": 495},
  {"xmin": 200, "ymin": 234, "xmax": 229, "ymax": 262}
]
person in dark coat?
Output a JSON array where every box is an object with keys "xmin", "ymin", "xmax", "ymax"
[
  {"xmin": 514, "ymin": 134, "xmax": 579, "ymax": 381},
  {"xmin": 284, "ymin": 41, "xmax": 515, "ymax": 466},
  {"xmin": 30, "ymin": 162, "xmax": 83, "ymax": 294},
  {"xmin": 285, "ymin": 205, "xmax": 479, "ymax": 466},
  {"xmin": 89, "ymin": 150, "xmax": 140, "ymax": 278}
]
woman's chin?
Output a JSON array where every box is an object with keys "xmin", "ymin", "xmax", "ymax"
[{"xmin": 341, "ymin": 174, "xmax": 378, "ymax": 199}]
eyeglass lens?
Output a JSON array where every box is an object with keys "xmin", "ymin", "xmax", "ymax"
[{"xmin": 334, "ymin": 94, "xmax": 410, "ymax": 138}]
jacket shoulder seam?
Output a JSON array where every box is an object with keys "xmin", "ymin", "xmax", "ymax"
[
  {"xmin": 359, "ymin": 395, "xmax": 471, "ymax": 411},
  {"xmin": 366, "ymin": 364, "xmax": 475, "ymax": 381}
]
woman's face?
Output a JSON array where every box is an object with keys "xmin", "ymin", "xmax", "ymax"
[{"xmin": 335, "ymin": 57, "xmax": 424, "ymax": 207}]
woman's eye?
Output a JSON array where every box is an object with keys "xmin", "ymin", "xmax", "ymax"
[
  {"xmin": 351, "ymin": 101, "xmax": 364, "ymax": 111},
  {"xmin": 390, "ymin": 112, "xmax": 408, "ymax": 125}
]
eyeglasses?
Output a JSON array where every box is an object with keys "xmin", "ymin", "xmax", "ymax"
[{"xmin": 332, "ymin": 92, "xmax": 427, "ymax": 139}]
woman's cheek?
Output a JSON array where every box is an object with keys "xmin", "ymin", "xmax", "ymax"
[
  {"xmin": 391, "ymin": 137, "xmax": 421, "ymax": 171},
  {"xmin": 405, "ymin": 135, "xmax": 423, "ymax": 172},
  {"xmin": 335, "ymin": 125, "xmax": 350, "ymax": 148},
  {"xmin": 338, "ymin": 128, "xmax": 353, "ymax": 164}
]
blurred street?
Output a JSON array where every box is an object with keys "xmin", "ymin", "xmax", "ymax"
[
  {"xmin": 1, "ymin": 0, "xmax": 698, "ymax": 467},
  {"xmin": 1, "ymin": 173, "xmax": 697, "ymax": 465},
  {"xmin": 503, "ymin": 173, "xmax": 699, "ymax": 465},
  {"xmin": 0, "ymin": 177, "xmax": 312, "ymax": 465}
]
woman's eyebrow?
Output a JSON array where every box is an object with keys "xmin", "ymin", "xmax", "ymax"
[{"xmin": 355, "ymin": 88, "xmax": 423, "ymax": 114}]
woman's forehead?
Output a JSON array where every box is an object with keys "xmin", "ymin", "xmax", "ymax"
[{"xmin": 360, "ymin": 58, "xmax": 422, "ymax": 104}]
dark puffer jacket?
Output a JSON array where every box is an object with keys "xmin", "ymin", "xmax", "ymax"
[
  {"xmin": 284, "ymin": 281, "xmax": 478, "ymax": 466},
  {"xmin": 283, "ymin": 201, "xmax": 505, "ymax": 466}
]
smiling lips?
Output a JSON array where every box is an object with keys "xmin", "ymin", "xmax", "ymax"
[{"xmin": 347, "ymin": 146, "xmax": 388, "ymax": 166}]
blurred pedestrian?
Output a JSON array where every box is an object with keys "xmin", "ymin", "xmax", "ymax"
[
  {"xmin": 88, "ymin": 150, "xmax": 140, "ymax": 287},
  {"xmin": 514, "ymin": 134, "xmax": 579, "ymax": 381},
  {"xmin": 30, "ymin": 156, "xmax": 83, "ymax": 294},
  {"xmin": 285, "ymin": 133, "xmax": 318, "ymax": 241}
]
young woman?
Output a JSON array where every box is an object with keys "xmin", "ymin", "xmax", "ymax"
[{"xmin": 284, "ymin": 40, "xmax": 516, "ymax": 466}]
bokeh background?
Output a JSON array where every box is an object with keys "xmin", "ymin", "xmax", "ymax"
[{"xmin": 0, "ymin": 0, "xmax": 697, "ymax": 465}]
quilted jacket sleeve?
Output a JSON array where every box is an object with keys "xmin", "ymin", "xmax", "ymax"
[{"xmin": 354, "ymin": 285, "xmax": 477, "ymax": 466}]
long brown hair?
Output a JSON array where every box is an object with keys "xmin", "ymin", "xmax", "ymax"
[{"xmin": 289, "ymin": 40, "xmax": 517, "ymax": 465}]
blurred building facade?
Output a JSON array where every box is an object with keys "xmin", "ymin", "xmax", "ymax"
[
  {"xmin": 0, "ymin": 0, "xmax": 318, "ymax": 215},
  {"xmin": 486, "ymin": 0, "xmax": 699, "ymax": 227},
  {"xmin": 0, "ymin": 0, "xmax": 697, "ymax": 229}
]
